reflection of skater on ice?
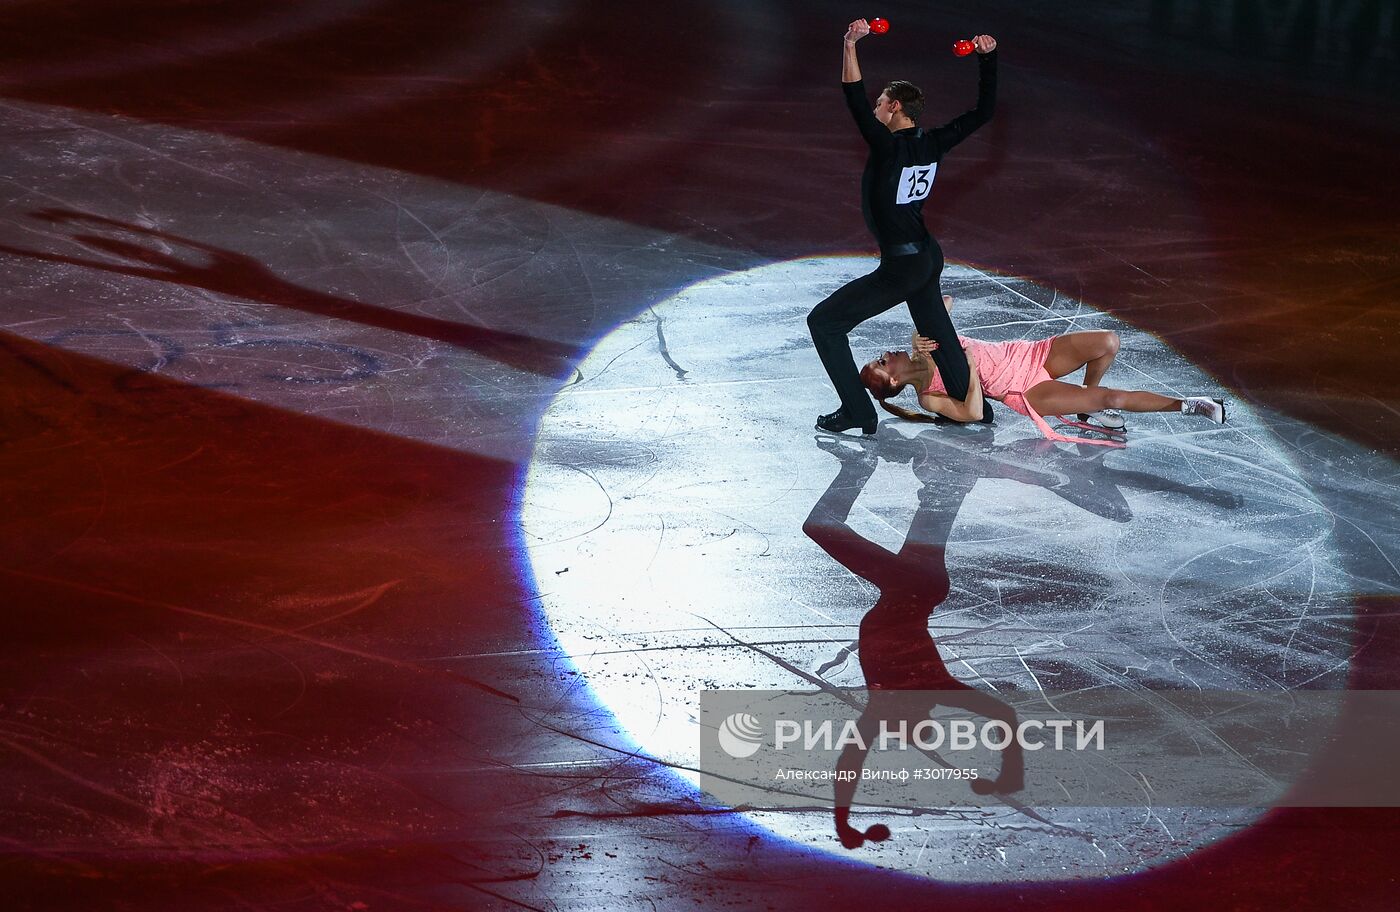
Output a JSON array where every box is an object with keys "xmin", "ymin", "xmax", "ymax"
[
  {"xmin": 803, "ymin": 433, "xmax": 1022, "ymax": 850},
  {"xmin": 805, "ymin": 422, "xmax": 1243, "ymax": 848}
]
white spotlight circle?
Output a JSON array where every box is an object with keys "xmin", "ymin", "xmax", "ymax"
[{"xmin": 522, "ymin": 258, "xmax": 1359, "ymax": 882}]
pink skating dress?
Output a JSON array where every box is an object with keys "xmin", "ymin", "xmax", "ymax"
[{"xmin": 921, "ymin": 336, "xmax": 1123, "ymax": 447}]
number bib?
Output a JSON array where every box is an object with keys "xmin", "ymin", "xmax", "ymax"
[{"xmin": 896, "ymin": 163, "xmax": 937, "ymax": 204}]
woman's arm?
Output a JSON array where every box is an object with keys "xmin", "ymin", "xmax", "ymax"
[
  {"xmin": 915, "ymin": 345, "xmax": 987, "ymax": 420},
  {"xmin": 918, "ymin": 390, "xmax": 979, "ymax": 422},
  {"xmin": 909, "ymin": 300, "xmax": 952, "ymax": 358},
  {"xmin": 962, "ymin": 349, "xmax": 987, "ymax": 418}
]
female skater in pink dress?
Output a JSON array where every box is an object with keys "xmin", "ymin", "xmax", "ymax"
[{"xmin": 859, "ymin": 300, "xmax": 1225, "ymax": 446}]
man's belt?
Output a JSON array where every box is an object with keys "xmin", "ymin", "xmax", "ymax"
[{"xmin": 881, "ymin": 240, "xmax": 929, "ymax": 257}]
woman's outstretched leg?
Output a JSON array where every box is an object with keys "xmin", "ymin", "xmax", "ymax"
[
  {"xmin": 1025, "ymin": 379, "xmax": 1214, "ymax": 418},
  {"xmin": 1027, "ymin": 380, "xmax": 1226, "ymax": 424}
]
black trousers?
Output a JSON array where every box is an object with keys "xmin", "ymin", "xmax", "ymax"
[{"xmin": 807, "ymin": 244, "xmax": 971, "ymax": 421}]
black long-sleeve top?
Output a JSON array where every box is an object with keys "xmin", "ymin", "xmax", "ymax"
[{"xmin": 842, "ymin": 50, "xmax": 997, "ymax": 255}]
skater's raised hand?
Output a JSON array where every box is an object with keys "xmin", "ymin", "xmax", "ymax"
[
  {"xmin": 973, "ymin": 34, "xmax": 997, "ymax": 54},
  {"xmin": 845, "ymin": 19, "xmax": 871, "ymax": 44}
]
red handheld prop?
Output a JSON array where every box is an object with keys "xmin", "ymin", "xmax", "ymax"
[
  {"xmin": 953, "ymin": 38, "xmax": 976, "ymax": 56},
  {"xmin": 869, "ymin": 17, "xmax": 890, "ymax": 34}
]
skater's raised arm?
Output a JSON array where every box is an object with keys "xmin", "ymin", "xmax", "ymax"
[
  {"xmin": 842, "ymin": 20, "xmax": 894, "ymax": 150},
  {"xmin": 842, "ymin": 19, "xmax": 869, "ymax": 82},
  {"xmin": 927, "ymin": 35, "xmax": 998, "ymax": 154}
]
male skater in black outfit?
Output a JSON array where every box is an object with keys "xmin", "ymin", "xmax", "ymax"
[{"xmin": 810, "ymin": 19, "xmax": 998, "ymax": 435}]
